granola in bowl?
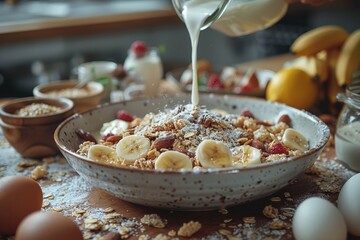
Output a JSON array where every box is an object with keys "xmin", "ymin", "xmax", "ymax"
[
  {"xmin": 55, "ymin": 94, "xmax": 330, "ymax": 209},
  {"xmin": 76, "ymin": 103, "xmax": 309, "ymax": 171}
]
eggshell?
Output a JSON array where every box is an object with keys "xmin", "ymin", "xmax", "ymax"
[
  {"xmin": 338, "ymin": 173, "xmax": 360, "ymax": 236},
  {"xmin": 293, "ymin": 197, "xmax": 347, "ymax": 240},
  {"xmin": 0, "ymin": 176, "xmax": 43, "ymax": 235},
  {"xmin": 15, "ymin": 211, "xmax": 83, "ymax": 240}
]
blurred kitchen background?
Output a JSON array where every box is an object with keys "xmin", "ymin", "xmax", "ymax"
[{"xmin": 0, "ymin": 0, "xmax": 359, "ymax": 98}]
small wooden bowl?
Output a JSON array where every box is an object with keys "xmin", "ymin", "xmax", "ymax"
[
  {"xmin": 33, "ymin": 80, "xmax": 104, "ymax": 113},
  {"xmin": 0, "ymin": 97, "xmax": 74, "ymax": 158}
]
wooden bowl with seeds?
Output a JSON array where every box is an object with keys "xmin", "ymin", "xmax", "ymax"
[{"xmin": 0, "ymin": 97, "xmax": 74, "ymax": 158}]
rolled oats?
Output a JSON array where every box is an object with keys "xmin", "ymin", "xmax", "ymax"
[
  {"xmin": 16, "ymin": 103, "xmax": 62, "ymax": 117},
  {"xmin": 263, "ymin": 205, "xmax": 279, "ymax": 219},
  {"xmin": 46, "ymin": 87, "xmax": 94, "ymax": 98},
  {"xmin": 219, "ymin": 229, "xmax": 232, "ymax": 236},
  {"xmin": 243, "ymin": 217, "xmax": 256, "ymax": 224},
  {"xmin": 31, "ymin": 165, "xmax": 48, "ymax": 180},
  {"xmin": 177, "ymin": 221, "xmax": 202, "ymax": 237},
  {"xmin": 270, "ymin": 197, "xmax": 282, "ymax": 202},
  {"xmin": 268, "ymin": 220, "xmax": 288, "ymax": 230},
  {"xmin": 140, "ymin": 214, "xmax": 167, "ymax": 228},
  {"xmin": 168, "ymin": 230, "xmax": 176, "ymax": 237}
]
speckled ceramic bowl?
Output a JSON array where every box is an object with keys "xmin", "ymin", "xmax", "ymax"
[{"xmin": 55, "ymin": 94, "xmax": 330, "ymax": 210}]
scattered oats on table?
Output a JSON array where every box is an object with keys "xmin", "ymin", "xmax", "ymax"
[
  {"xmin": 140, "ymin": 214, "xmax": 167, "ymax": 228},
  {"xmin": 177, "ymin": 221, "xmax": 202, "ymax": 237},
  {"xmin": 243, "ymin": 217, "xmax": 256, "ymax": 224},
  {"xmin": 31, "ymin": 165, "xmax": 48, "ymax": 180},
  {"xmin": 263, "ymin": 205, "xmax": 279, "ymax": 219}
]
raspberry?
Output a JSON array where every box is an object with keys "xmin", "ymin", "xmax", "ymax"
[
  {"xmin": 116, "ymin": 110, "xmax": 134, "ymax": 122},
  {"xmin": 207, "ymin": 74, "xmax": 224, "ymax": 89},
  {"xmin": 267, "ymin": 141, "xmax": 289, "ymax": 155},
  {"xmin": 130, "ymin": 41, "xmax": 148, "ymax": 58}
]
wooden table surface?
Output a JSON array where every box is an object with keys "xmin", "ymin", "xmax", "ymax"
[{"xmin": 0, "ymin": 54, "xmax": 357, "ymax": 240}]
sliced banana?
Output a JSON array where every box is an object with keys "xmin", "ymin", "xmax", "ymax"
[
  {"xmin": 100, "ymin": 119, "xmax": 129, "ymax": 136},
  {"xmin": 196, "ymin": 140, "xmax": 232, "ymax": 168},
  {"xmin": 282, "ymin": 128, "xmax": 309, "ymax": 152},
  {"xmin": 233, "ymin": 145, "xmax": 261, "ymax": 167},
  {"xmin": 88, "ymin": 145, "xmax": 118, "ymax": 163},
  {"xmin": 210, "ymin": 108, "xmax": 228, "ymax": 117},
  {"xmin": 154, "ymin": 151, "xmax": 192, "ymax": 170},
  {"xmin": 116, "ymin": 135, "xmax": 150, "ymax": 162}
]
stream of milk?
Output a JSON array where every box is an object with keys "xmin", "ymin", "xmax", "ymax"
[{"xmin": 182, "ymin": 0, "xmax": 221, "ymax": 105}]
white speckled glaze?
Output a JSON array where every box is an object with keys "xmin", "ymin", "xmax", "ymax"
[{"xmin": 54, "ymin": 94, "xmax": 330, "ymax": 210}]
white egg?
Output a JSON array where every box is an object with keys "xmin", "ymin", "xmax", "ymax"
[
  {"xmin": 338, "ymin": 173, "xmax": 360, "ymax": 237},
  {"xmin": 293, "ymin": 197, "xmax": 347, "ymax": 240}
]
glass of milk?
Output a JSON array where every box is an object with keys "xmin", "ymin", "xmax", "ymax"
[
  {"xmin": 335, "ymin": 78, "xmax": 360, "ymax": 172},
  {"xmin": 123, "ymin": 48, "xmax": 163, "ymax": 98},
  {"xmin": 172, "ymin": 0, "xmax": 288, "ymax": 37}
]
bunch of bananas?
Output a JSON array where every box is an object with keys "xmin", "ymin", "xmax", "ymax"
[{"xmin": 287, "ymin": 25, "xmax": 360, "ymax": 109}]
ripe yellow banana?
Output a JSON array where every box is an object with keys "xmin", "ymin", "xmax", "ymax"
[
  {"xmin": 291, "ymin": 25, "xmax": 349, "ymax": 56},
  {"xmin": 287, "ymin": 56, "xmax": 329, "ymax": 83},
  {"xmin": 336, "ymin": 29, "xmax": 360, "ymax": 86},
  {"xmin": 318, "ymin": 49, "xmax": 342, "ymax": 103}
]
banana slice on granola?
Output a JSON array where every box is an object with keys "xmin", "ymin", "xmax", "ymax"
[
  {"xmin": 88, "ymin": 145, "xmax": 118, "ymax": 163},
  {"xmin": 210, "ymin": 109, "xmax": 228, "ymax": 117},
  {"xmin": 282, "ymin": 128, "xmax": 309, "ymax": 152},
  {"xmin": 196, "ymin": 139, "xmax": 232, "ymax": 168},
  {"xmin": 233, "ymin": 145, "xmax": 261, "ymax": 167},
  {"xmin": 116, "ymin": 135, "xmax": 150, "ymax": 162},
  {"xmin": 155, "ymin": 151, "xmax": 193, "ymax": 170}
]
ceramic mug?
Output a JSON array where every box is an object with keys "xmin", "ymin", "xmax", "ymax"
[{"xmin": 78, "ymin": 61, "xmax": 117, "ymax": 103}]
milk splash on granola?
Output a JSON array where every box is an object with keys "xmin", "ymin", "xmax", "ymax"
[{"xmin": 182, "ymin": 0, "xmax": 220, "ymax": 105}]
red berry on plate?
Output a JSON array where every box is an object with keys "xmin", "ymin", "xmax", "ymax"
[
  {"xmin": 267, "ymin": 141, "xmax": 289, "ymax": 155},
  {"xmin": 207, "ymin": 74, "xmax": 224, "ymax": 89},
  {"xmin": 116, "ymin": 110, "xmax": 134, "ymax": 122},
  {"xmin": 130, "ymin": 41, "xmax": 148, "ymax": 58}
]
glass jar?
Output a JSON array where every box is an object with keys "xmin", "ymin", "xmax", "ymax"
[
  {"xmin": 335, "ymin": 78, "xmax": 360, "ymax": 172},
  {"xmin": 123, "ymin": 48, "xmax": 163, "ymax": 98}
]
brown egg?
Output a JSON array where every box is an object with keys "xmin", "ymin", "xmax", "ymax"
[
  {"xmin": 0, "ymin": 176, "xmax": 43, "ymax": 235},
  {"xmin": 15, "ymin": 211, "xmax": 83, "ymax": 240}
]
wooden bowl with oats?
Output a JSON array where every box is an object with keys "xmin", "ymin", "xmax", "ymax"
[
  {"xmin": 0, "ymin": 97, "xmax": 74, "ymax": 158},
  {"xmin": 33, "ymin": 80, "xmax": 104, "ymax": 113}
]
